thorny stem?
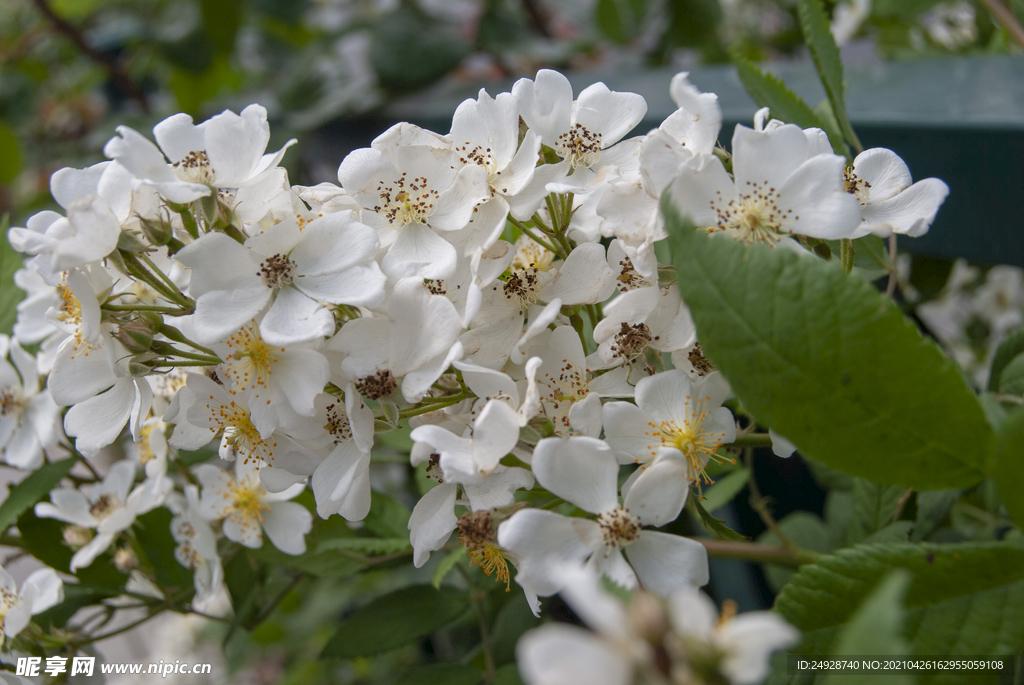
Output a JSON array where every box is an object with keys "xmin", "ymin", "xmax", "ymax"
[{"xmin": 456, "ymin": 563, "xmax": 496, "ymax": 683}]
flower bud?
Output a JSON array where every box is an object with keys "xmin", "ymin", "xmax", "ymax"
[
  {"xmin": 117, "ymin": 230, "xmax": 150, "ymax": 253},
  {"xmin": 117, "ymin": 321, "xmax": 155, "ymax": 353},
  {"xmin": 113, "ymin": 548, "xmax": 139, "ymax": 573},
  {"xmin": 63, "ymin": 525, "xmax": 92, "ymax": 549},
  {"xmin": 139, "ymin": 215, "xmax": 173, "ymax": 246}
]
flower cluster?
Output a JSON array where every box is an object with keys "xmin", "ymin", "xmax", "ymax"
[{"xmin": 3, "ymin": 69, "xmax": 947, "ymax": 679}]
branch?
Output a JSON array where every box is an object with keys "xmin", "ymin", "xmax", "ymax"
[
  {"xmin": 31, "ymin": 0, "xmax": 151, "ymax": 112},
  {"xmin": 521, "ymin": 0, "xmax": 554, "ymax": 38},
  {"xmin": 979, "ymin": 0, "xmax": 1024, "ymax": 50},
  {"xmin": 697, "ymin": 539, "xmax": 820, "ymax": 568}
]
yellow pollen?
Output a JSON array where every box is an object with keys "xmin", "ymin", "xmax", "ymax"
[
  {"xmin": 207, "ymin": 395, "xmax": 275, "ymax": 464},
  {"xmin": 226, "ymin": 478, "xmax": 271, "ymax": 524},
  {"xmin": 467, "ymin": 544, "xmax": 511, "ymax": 591},
  {"xmin": 222, "ymin": 323, "xmax": 279, "ymax": 400},
  {"xmin": 137, "ymin": 422, "xmax": 157, "ymax": 464}
]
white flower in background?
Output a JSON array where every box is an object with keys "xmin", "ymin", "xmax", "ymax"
[
  {"xmin": 197, "ymin": 458, "xmax": 312, "ymax": 555},
  {"xmin": 461, "ymin": 238, "xmax": 615, "ymax": 369},
  {"xmin": 410, "ymin": 398, "xmax": 521, "ymax": 485},
  {"xmin": 769, "ymin": 429, "xmax": 798, "ymax": 458},
  {"xmin": 176, "ymin": 211, "xmax": 385, "ymax": 346},
  {"xmin": 310, "ymin": 388, "xmax": 374, "ymax": 521},
  {"xmin": 499, "ymin": 437, "xmax": 708, "ymax": 600},
  {"xmin": 35, "ymin": 460, "xmax": 163, "ymax": 570},
  {"xmin": 170, "ymin": 485, "xmax": 224, "ymax": 607},
  {"xmin": 452, "ymin": 357, "xmax": 541, "ymax": 427},
  {"xmin": 527, "ymin": 326, "xmax": 634, "ymax": 437},
  {"xmin": 845, "ymin": 148, "xmax": 949, "ymax": 238},
  {"xmin": 668, "ymin": 120, "xmax": 861, "ymax": 243},
  {"xmin": 337, "ymin": 123, "xmax": 491, "ymax": 280},
  {"xmin": 831, "ymin": 0, "xmax": 871, "ymax": 45},
  {"xmin": 212, "ymin": 321, "xmax": 331, "ymax": 435},
  {"xmin": 603, "ymin": 370, "xmax": 735, "ymax": 484},
  {"xmin": 0, "ymin": 565, "xmax": 63, "ymax": 647},
  {"xmin": 0, "ymin": 335, "xmax": 62, "ymax": 469},
  {"xmin": 7, "ymin": 161, "xmax": 130, "ymax": 281},
  {"xmin": 104, "ymin": 104, "xmax": 296, "ymax": 203},
  {"xmin": 512, "ymin": 69, "xmax": 647, "ymax": 187},
  {"xmin": 591, "ymin": 285, "xmax": 697, "ymax": 370},
  {"xmin": 668, "ymin": 586, "xmax": 799, "ymax": 684},
  {"xmin": 329, "ymin": 277, "xmax": 466, "ymax": 403},
  {"xmin": 920, "ymin": 1, "xmax": 977, "ymax": 49},
  {"xmin": 446, "ymin": 89, "xmax": 542, "ymax": 255}
]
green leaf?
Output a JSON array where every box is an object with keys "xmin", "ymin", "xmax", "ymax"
[
  {"xmin": 994, "ymin": 407, "xmax": 1024, "ymax": 528},
  {"xmin": 819, "ymin": 571, "xmax": 914, "ymax": 685},
  {"xmin": 997, "ymin": 353, "xmax": 1024, "ymax": 396},
  {"xmin": 774, "ymin": 541, "xmax": 1024, "ymax": 680},
  {"xmin": 493, "ymin": 663, "xmax": 525, "ymax": 685},
  {"xmin": 860, "ymin": 520, "xmax": 913, "ymax": 544},
  {"xmin": 0, "ymin": 457, "xmax": 75, "ymax": 532},
  {"xmin": 432, "ymin": 546, "xmax": 468, "ymax": 589},
  {"xmin": 369, "ymin": 10, "xmax": 470, "ymax": 94},
  {"xmin": 0, "ymin": 123, "xmax": 24, "ymax": 184},
  {"xmin": 848, "ymin": 479, "xmax": 906, "ymax": 544},
  {"xmin": 316, "ymin": 537, "xmax": 411, "ymax": 555},
  {"xmin": 321, "ymin": 585, "xmax": 469, "ymax": 659},
  {"xmin": 135, "ymin": 508, "xmax": 193, "ymax": 591},
  {"xmin": 363, "ymin": 491, "xmax": 412, "ymax": 539},
  {"xmin": 664, "ymin": 207, "xmax": 993, "ymax": 489},
  {"xmin": 596, "ymin": 0, "xmax": 649, "ymax": 43},
  {"xmin": 0, "ymin": 216, "xmax": 25, "ymax": 336},
  {"xmin": 491, "ymin": 591, "xmax": 540, "ymax": 666},
  {"xmin": 912, "ymin": 489, "xmax": 960, "ymax": 542},
  {"xmin": 987, "ymin": 326, "xmax": 1024, "ymax": 391},
  {"xmin": 397, "ymin": 664, "xmax": 481, "ymax": 685},
  {"xmin": 699, "ymin": 467, "xmax": 750, "ymax": 513},
  {"xmin": 201, "ymin": 0, "xmax": 241, "ymax": 53},
  {"xmin": 664, "ymin": 0, "xmax": 723, "ymax": 48},
  {"xmin": 796, "ymin": 0, "xmax": 859, "ymax": 154},
  {"xmin": 249, "ymin": 542, "xmax": 366, "ymax": 578},
  {"xmin": 688, "ymin": 496, "xmax": 746, "ymax": 541}
]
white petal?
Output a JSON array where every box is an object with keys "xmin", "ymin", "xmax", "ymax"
[
  {"xmin": 193, "ymin": 286, "xmax": 272, "ymax": 344},
  {"xmin": 718, "ymin": 612, "xmax": 801, "ymax": 684},
  {"xmin": 862, "ymin": 177, "xmax": 949, "ymax": 237},
  {"xmin": 769, "ymin": 428, "xmax": 797, "ymax": 458},
  {"xmin": 568, "ymin": 392, "xmax": 603, "ymax": 438},
  {"xmin": 260, "ymin": 287, "xmax": 334, "ymax": 346},
  {"xmin": 517, "ymin": 625, "xmax": 631, "ymax": 685},
  {"xmin": 20, "ymin": 568, "xmax": 63, "ymax": 614},
  {"xmin": 289, "ymin": 211, "xmax": 380, "ymax": 275},
  {"xmin": 312, "ymin": 442, "xmax": 371, "ymax": 521},
  {"xmin": 471, "ymin": 400, "xmax": 521, "ymax": 474},
  {"xmin": 389, "ymin": 277, "xmax": 464, "ymax": 377},
  {"xmin": 779, "ymin": 155, "xmax": 862, "ymax": 240},
  {"xmin": 513, "ymin": 70, "xmax": 573, "ymax": 146},
  {"xmin": 852, "ymin": 147, "xmax": 912, "ymax": 203},
  {"xmin": 409, "ymin": 483, "xmax": 458, "ymax": 567},
  {"xmin": 497, "ymin": 508, "xmax": 598, "ymax": 596},
  {"xmin": 532, "ymin": 436, "xmax": 619, "ymax": 514},
  {"xmin": 64, "ymin": 377, "xmax": 136, "ymax": 456},
  {"xmin": 464, "ymin": 466, "xmax": 534, "ymax": 510},
  {"xmin": 383, "ymin": 224, "xmax": 458, "ymax": 280},
  {"xmin": 295, "ymin": 263, "xmax": 386, "ymax": 307},
  {"xmin": 262, "ymin": 500, "xmax": 312, "ymax": 555},
  {"xmin": 666, "ymin": 154, "xmax": 734, "ymax": 228},
  {"xmin": 544, "ymin": 243, "xmax": 615, "ymax": 305},
  {"xmin": 574, "ymin": 82, "xmax": 647, "ymax": 147},
  {"xmin": 625, "ymin": 530, "xmax": 709, "ymax": 595},
  {"xmin": 732, "ymin": 123, "xmax": 810, "ymax": 188},
  {"xmin": 203, "ymin": 105, "xmax": 272, "ymax": 187},
  {"xmin": 623, "ymin": 453, "xmax": 690, "ymax": 526}
]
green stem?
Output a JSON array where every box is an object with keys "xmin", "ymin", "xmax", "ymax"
[
  {"xmin": 697, "ymin": 538, "xmax": 819, "ymax": 568},
  {"xmin": 138, "ymin": 252, "xmax": 193, "ymax": 307},
  {"xmin": 400, "ymin": 394, "xmax": 471, "ymax": 419},
  {"xmin": 176, "ymin": 206, "xmax": 199, "ymax": 240},
  {"xmin": 840, "ymin": 238, "xmax": 855, "ymax": 273},
  {"xmin": 456, "ymin": 563, "xmax": 496, "ymax": 684},
  {"xmin": 509, "ymin": 217, "xmax": 563, "ymax": 257},
  {"xmin": 102, "ymin": 303, "xmax": 188, "ymax": 314},
  {"xmin": 727, "ymin": 433, "xmax": 773, "ymax": 448},
  {"xmin": 122, "ymin": 254, "xmax": 192, "ymax": 309}
]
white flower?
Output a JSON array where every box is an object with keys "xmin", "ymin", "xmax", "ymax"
[
  {"xmin": 211, "ymin": 321, "xmax": 331, "ymax": 436},
  {"xmin": 176, "ymin": 211, "xmax": 385, "ymax": 346},
  {"xmin": 0, "ymin": 335, "xmax": 62, "ymax": 469},
  {"xmin": 35, "ymin": 460, "xmax": 163, "ymax": 570},
  {"xmin": 170, "ymin": 485, "xmax": 224, "ymax": 607},
  {"xmin": 668, "ymin": 586, "xmax": 799, "ymax": 684},
  {"xmin": 410, "ymin": 398, "xmax": 521, "ymax": 485},
  {"xmin": 310, "ymin": 388, "xmax": 375, "ymax": 521},
  {"xmin": 603, "ymin": 370, "xmax": 736, "ymax": 483},
  {"xmin": 512, "ymin": 70, "xmax": 647, "ymax": 187},
  {"xmin": 329, "ymin": 277, "xmax": 466, "ymax": 403},
  {"xmin": 197, "ymin": 458, "xmax": 312, "ymax": 555},
  {"xmin": 104, "ymin": 104, "xmax": 295, "ymax": 203},
  {"xmin": 846, "ymin": 147, "xmax": 949, "ymax": 238},
  {"xmin": 668, "ymin": 120, "xmax": 862, "ymax": 243},
  {"xmin": 498, "ymin": 437, "xmax": 708, "ymax": 599},
  {"xmin": 337, "ymin": 123, "xmax": 491, "ymax": 280},
  {"xmin": 591, "ymin": 286, "xmax": 696, "ymax": 370},
  {"xmin": 0, "ymin": 564, "xmax": 63, "ymax": 646}
]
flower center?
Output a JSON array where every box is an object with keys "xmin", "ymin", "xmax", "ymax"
[
  {"xmin": 423, "ymin": 278, "xmax": 448, "ymax": 296},
  {"xmin": 711, "ymin": 182, "xmax": 793, "ymax": 244},
  {"xmin": 0, "ymin": 387, "xmax": 24, "ymax": 416},
  {"xmin": 502, "ymin": 269, "xmax": 543, "ymax": 310},
  {"xmin": 596, "ymin": 506, "xmax": 641, "ymax": 548},
  {"xmin": 324, "ymin": 402, "xmax": 353, "ymax": 444},
  {"xmin": 456, "ymin": 143, "xmax": 501, "ymax": 189},
  {"xmin": 374, "ymin": 173, "xmax": 438, "ymax": 227},
  {"xmin": 258, "ymin": 254, "xmax": 297, "ymax": 289},
  {"xmin": 225, "ymin": 477, "xmax": 270, "ymax": 525},
  {"xmin": 223, "ymin": 323, "xmax": 280, "ymax": 397},
  {"xmin": 556, "ymin": 123, "xmax": 603, "ymax": 169},
  {"xmin": 512, "ymin": 234, "xmax": 554, "ymax": 272},
  {"xmin": 137, "ymin": 422, "xmax": 158, "ymax": 464},
  {"xmin": 687, "ymin": 343, "xmax": 716, "ymax": 377},
  {"xmin": 611, "ymin": 322, "xmax": 652, "ymax": 361},
  {"xmin": 173, "ymin": 150, "xmax": 215, "ymax": 185},
  {"xmin": 357, "ymin": 369, "xmax": 396, "ymax": 401},
  {"xmin": 457, "ymin": 511, "xmax": 510, "ymax": 591},
  {"xmin": 89, "ymin": 493, "xmax": 121, "ymax": 522},
  {"xmin": 206, "ymin": 395, "xmax": 276, "ymax": 464},
  {"xmin": 843, "ymin": 167, "xmax": 872, "ymax": 204},
  {"xmin": 645, "ymin": 396, "xmax": 729, "ymax": 484},
  {"xmin": 616, "ymin": 257, "xmax": 651, "ymax": 291},
  {"xmin": 538, "ymin": 360, "xmax": 589, "ymax": 434}
]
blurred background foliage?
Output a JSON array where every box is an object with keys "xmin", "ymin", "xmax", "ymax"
[{"xmin": 2, "ymin": 0, "xmax": 1023, "ymax": 225}]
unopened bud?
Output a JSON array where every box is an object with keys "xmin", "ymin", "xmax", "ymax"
[
  {"xmin": 117, "ymin": 321, "xmax": 155, "ymax": 353},
  {"xmin": 113, "ymin": 548, "xmax": 139, "ymax": 573},
  {"xmin": 139, "ymin": 216, "xmax": 173, "ymax": 246},
  {"xmin": 629, "ymin": 591, "xmax": 669, "ymax": 644},
  {"xmin": 117, "ymin": 230, "xmax": 150, "ymax": 253},
  {"xmin": 129, "ymin": 352, "xmax": 160, "ymax": 377},
  {"xmin": 63, "ymin": 525, "xmax": 93, "ymax": 549}
]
